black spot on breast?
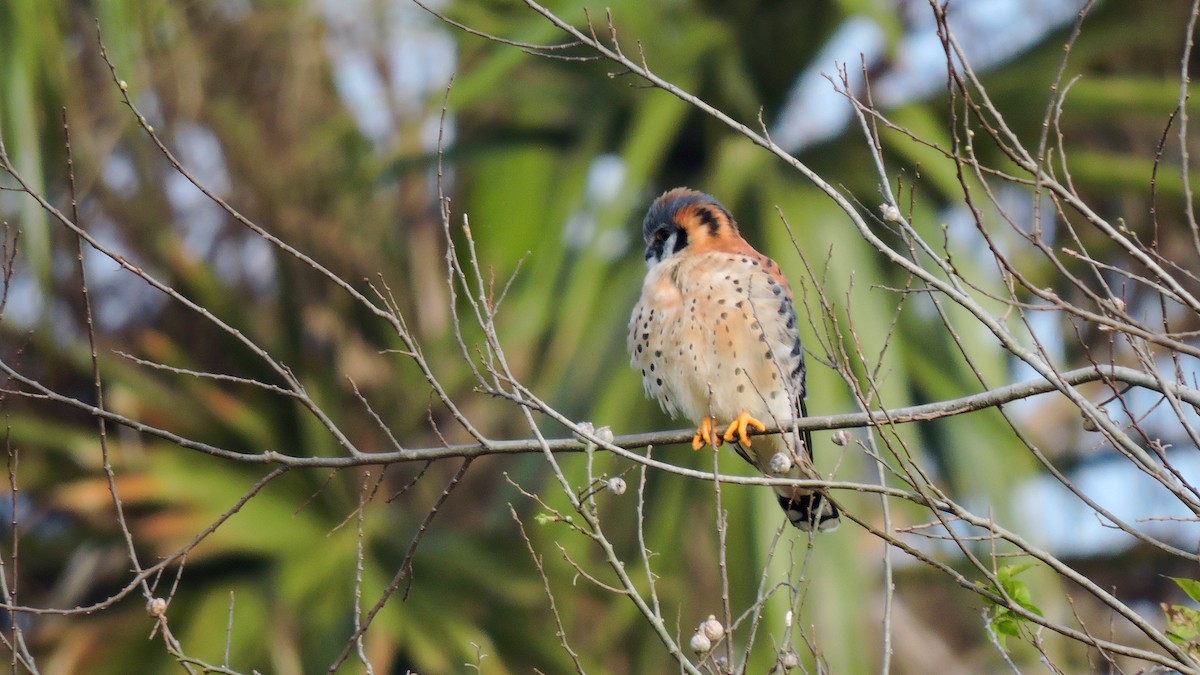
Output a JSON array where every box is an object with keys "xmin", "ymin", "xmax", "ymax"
[
  {"xmin": 637, "ymin": 344, "xmax": 643, "ymax": 354},
  {"xmin": 649, "ymin": 363, "xmax": 655, "ymax": 372},
  {"xmin": 786, "ymin": 316, "xmax": 795, "ymax": 329},
  {"xmin": 656, "ymin": 377, "xmax": 663, "ymax": 386},
  {"xmin": 790, "ymin": 341, "xmax": 801, "ymax": 356},
  {"xmin": 772, "ymin": 286, "xmax": 783, "ymax": 296},
  {"xmin": 737, "ymin": 384, "xmax": 745, "ymax": 393},
  {"xmin": 655, "ymin": 350, "xmax": 662, "ymax": 357}
]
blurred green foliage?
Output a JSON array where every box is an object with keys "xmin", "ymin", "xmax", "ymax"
[
  {"xmin": 1, "ymin": 0, "xmax": 1197, "ymax": 672},
  {"xmin": 1166, "ymin": 577, "xmax": 1200, "ymax": 663},
  {"xmin": 982, "ymin": 563, "xmax": 1044, "ymax": 647}
]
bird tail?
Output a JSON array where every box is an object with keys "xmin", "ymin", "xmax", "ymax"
[
  {"xmin": 748, "ymin": 427, "xmax": 840, "ymax": 533},
  {"xmin": 778, "ymin": 490, "xmax": 840, "ymax": 532}
]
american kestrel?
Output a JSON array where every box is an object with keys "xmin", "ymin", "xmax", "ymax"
[{"xmin": 629, "ymin": 188, "xmax": 840, "ymax": 532}]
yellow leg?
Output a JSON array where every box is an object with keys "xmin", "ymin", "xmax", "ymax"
[
  {"xmin": 692, "ymin": 416, "xmax": 723, "ymax": 450},
  {"xmin": 723, "ymin": 411, "xmax": 766, "ymax": 446}
]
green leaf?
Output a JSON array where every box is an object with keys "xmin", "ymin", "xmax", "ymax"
[
  {"xmin": 984, "ymin": 564, "xmax": 1044, "ymax": 648},
  {"xmin": 1164, "ymin": 603, "xmax": 1200, "ymax": 642},
  {"xmin": 992, "ymin": 614, "xmax": 1019, "ymax": 638},
  {"xmin": 997, "ymin": 562, "xmax": 1037, "ymax": 585},
  {"xmin": 1171, "ymin": 577, "xmax": 1200, "ymax": 604},
  {"xmin": 1165, "ymin": 578, "xmax": 1200, "ymax": 661}
]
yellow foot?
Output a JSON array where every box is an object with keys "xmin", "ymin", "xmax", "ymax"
[
  {"xmin": 692, "ymin": 416, "xmax": 723, "ymax": 450},
  {"xmin": 723, "ymin": 411, "xmax": 767, "ymax": 446}
]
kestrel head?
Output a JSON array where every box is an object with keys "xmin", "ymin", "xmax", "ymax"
[{"xmin": 642, "ymin": 187, "xmax": 738, "ymax": 265}]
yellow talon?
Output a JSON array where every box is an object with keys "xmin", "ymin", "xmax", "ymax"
[
  {"xmin": 692, "ymin": 416, "xmax": 723, "ymax": 450},
  {"xmin": 723, "ymin": 411, "xmax": 766, "ymax": 446}
]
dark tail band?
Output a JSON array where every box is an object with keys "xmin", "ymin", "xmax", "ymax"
[{"xmin": 779, "ymin": 492, "xmax": 840, "ymax": 532}]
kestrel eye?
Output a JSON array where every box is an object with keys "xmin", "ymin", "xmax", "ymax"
[{"xmin": 653, "ymin": 229, "xmax": 668, "ymax": 243}]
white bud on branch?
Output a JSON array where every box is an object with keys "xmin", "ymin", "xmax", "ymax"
[
  {"xmin": 767, "ymin": 452, "xmax": 793, "ymax": 475},
  {"xmin": 595, "ymin": 425, "xmax": 614, "ymax": 444},
  {"xmin": 879, "ymin": 203, "xmax": 902, "ymax": 222},
  {"xmin": 605, "ymin": 477, "xmax": 627, "ymax": 495},
  {"xmin": 147, "ymin": 597, "xmax": 167, "ymax": 618},
  {"xmin": 701, "ymin": 614, "xmax": 725, "ymax": 641}
]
